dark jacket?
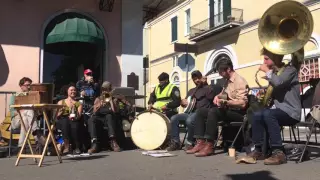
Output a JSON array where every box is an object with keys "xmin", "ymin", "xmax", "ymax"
[{"xmin": 76, "ymin": 77, "xmax": 100, "ymax": 99}]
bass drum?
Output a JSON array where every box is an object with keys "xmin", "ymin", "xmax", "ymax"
[{"xmin": 130, "ymin": 111, "xmax": 170, "ymax": 150}]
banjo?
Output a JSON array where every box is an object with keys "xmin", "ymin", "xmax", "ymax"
[{"xmin": 183, "ymin": 85, "xmax": 201, "ymax": 114}]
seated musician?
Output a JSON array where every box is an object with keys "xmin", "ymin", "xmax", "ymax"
[
  {"xmin": 186, "ymin": 59, "xmax": 249, "ymax": 157},
  {"xmin": 57, "ymin": 84, "xmax": 83, "ymax": 154},
  {"xmin": 9, "ymin": 77, "xmax": 45, "ymax": 147},
  {"xmin": 168, "ymin": 70, "xmax": 220, "ymax": 151},
  {"xmin": 87, "ymin": 81, "xmax": 127, "ymax": 153},
  {"xmin": 247, "ymin": 48, "xmax": 301, "ymax": 165},
  {"xmin": 148, "ymin": 72, "xmax": 181, "ymax": 147}
]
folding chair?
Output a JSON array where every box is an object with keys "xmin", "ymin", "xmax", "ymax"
[
  {"xmin": 214, "ymin": 121, "xmax": 245, "ymax": 151},
  {"xmin": 298, "ymin": 105, "xmax": 320, "ymax": 163},
  {"xmin": 180, "ymin": 121, "xmax": 188, "ymax": 149}
]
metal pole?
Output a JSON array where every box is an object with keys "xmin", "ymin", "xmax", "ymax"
[
  {"xmin": 185, "ymin": 44, "xmax": 189, "ymax": 92},
  {"xmin": 144, "ymin": 67, "xmax": 147, "ymax": 108}
]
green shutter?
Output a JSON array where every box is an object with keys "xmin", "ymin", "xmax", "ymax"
[
  {"xmin": 209, "ymin": 0, "xmax": 215, "ymax": 27},
  {"xmin": 171, "ymin": 17, "xmax": 178, "ymax": 42},
  {"xmin": 223, "ymin": 0, "xmax": 231, "ymax": 23}
]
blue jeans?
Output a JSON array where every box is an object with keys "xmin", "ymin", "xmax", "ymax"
[
  {"xmin": 170, "ymin": 112, "xmax": 196, "ymax": 144},
  {"xmin": 252, "ymin": 108, "xmax": 299, "ymax": 149}
]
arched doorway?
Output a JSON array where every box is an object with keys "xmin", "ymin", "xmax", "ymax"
[{"xmin": 40, "ymin": 10, "xmax": 108, "ymax": 94}]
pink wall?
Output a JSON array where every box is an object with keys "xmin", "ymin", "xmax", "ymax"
[{"xmin": 0, "ymin": 0, "xmax": 122, "ymax": 122}]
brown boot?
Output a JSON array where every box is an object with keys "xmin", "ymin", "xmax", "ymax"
[
  {"xmin": 62, "ymin": 139, "xmax": 70, "ymax": 154},
  {"xmin": 183, "ymin": 144, "xmax": 193, "ymax": 151},
  {"xmin": 247, "ymin": 150, "xmax": 265, "ymax": 160},
  {"xmin": 264, "ymin": 150, "xmax": 287, "ymax": 165},
  {"xmin": 186, "ymin": 139, "xmax": 205, "ymax": 154},
  {"xmin": 110, "ymin": 139, "xmax": 121, "ymax": 152},
  {"xmin": 88, "ymin": 142, "xmax": 98, "ymax": 154},
  {"xmin": 195, "ymin": 141, "xmax": 214, "ymax": 157}
]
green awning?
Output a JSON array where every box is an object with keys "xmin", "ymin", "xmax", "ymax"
[{"xmin": 46, "ymin": 18, "xmax": 104, "ymax": 45}]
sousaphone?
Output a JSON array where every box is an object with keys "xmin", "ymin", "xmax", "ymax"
[{"xmin": 258, "ymin": 0, "xmax": 313, "ymax": 56}]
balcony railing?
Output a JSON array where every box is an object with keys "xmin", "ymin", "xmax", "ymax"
[{"xmin": 190, "ymin": 8, "xmax": 244, "ymax": 40}]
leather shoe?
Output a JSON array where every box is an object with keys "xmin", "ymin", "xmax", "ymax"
[
  {"xmin": 186, "ymin": 139, "xmax": 205, "ymax": 154},
  {"xmin": 195, "ymin": 141, "xmax": 214, "ymax": 157},
  {"xmin": 264, "ymin": 150, "xmax": 287, "ymax": 165}
]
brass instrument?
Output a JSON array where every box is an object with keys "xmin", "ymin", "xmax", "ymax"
[
  {"xmin": 101, "ymin": 91, "xmax": 113, "ymax": 105},
  {"xmin": 256, "ymin": 0, "xmax": 313, "ymax": 107}
]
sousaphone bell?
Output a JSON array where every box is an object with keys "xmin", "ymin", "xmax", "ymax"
[{"xmin": 258, "ymin": 0, "xmax": 314, "ymax": 56}]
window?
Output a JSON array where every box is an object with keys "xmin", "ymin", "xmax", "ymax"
[
  {"xmin": 185, "ymin": 9, "xmax": 191, "ymax": 35},
  {"xmin": 171, "ymin": 16, "xmax": 178, "ymax": 42},
  {"xmin": 173, "ymin": 55, "xmax": 178, "ymax": 67},
  {"xmin": 171, "ymin": 72, "xmax": 180, "ymax": 87},
  {"xmin": 299, "ymin": 57, "xmax": 320, "ymax": 82}
]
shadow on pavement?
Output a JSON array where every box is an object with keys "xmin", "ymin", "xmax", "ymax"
[
  {"xmin": 65, "ymin": 154, "xmax": 108, "ymax": 161},
  {"xmin": 225, "ymin": 170, "xmax": 278, "ymax": 180}
]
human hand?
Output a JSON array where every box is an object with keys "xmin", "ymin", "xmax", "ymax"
[
  {"xmin": 181, "ymin": 99, "xmax": 188, "ymax": 107},
  {"xmin": 80, "ymin": 90, "xmax": 86, "ymax": 96},
  {"xmin": 147, "ymin": 104, "xmax": 153, "ymax": 111},
  {"xmin": 259, "ymin": 64, "xmax": 271, "ymax": 73},
  {"xmin": 213, "ymin": 96, "xmax": 219, "ymax": 105},
  {"xmin": 161, "ymin": 106, "xmax": 167, "ymax": 111}
]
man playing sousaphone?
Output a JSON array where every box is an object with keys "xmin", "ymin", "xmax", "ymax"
[
  {"xmin": 87, "ymin": 81, "xmax": 131, "ymax": 153},
  {"xmin": 186, "ymin": 59, "xmax": 249, "ymax": 157},
  {"xmin": 246, "ymin": 48, "xmax": 301, "ymax": 165},
  {"xmin": 168, "ymin": 70, "xmax": 220, "ymax": 151}
]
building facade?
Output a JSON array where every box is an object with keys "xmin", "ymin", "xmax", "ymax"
[
  {"xmin": 144, "ymin": 0, "xmax": 320, "ymax": 101},
  {"xmin": 0, "ymin": 0, "xmax": 145, "ymax": 121}
]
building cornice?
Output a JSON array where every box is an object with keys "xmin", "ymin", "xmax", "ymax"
[{"xmin": 146, "ymin": 0, "xmax": 193, "ymax": 28}]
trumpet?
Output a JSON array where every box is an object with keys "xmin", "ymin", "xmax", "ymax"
[{"xmin": 100, "ymin": 91, "xmax": 113, "ymax": 105}]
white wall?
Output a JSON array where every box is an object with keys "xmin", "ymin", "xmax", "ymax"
[{"xmin": 121, "ymin": 0, "xmax": 144, "ymax": 106}]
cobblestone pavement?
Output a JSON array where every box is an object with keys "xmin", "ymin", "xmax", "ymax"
[{"xmin": 0, "ymin": 148, "xmax": 320, "ymax": 180}]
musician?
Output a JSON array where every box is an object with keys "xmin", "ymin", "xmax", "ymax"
[
  {"xmin": 87, "ymin": 81, "xmax": 130, "ymax": 153},
  {"xmin": 57, "ymin": 83, "xmax": 83, "ymax": 154},
  {"xmin": 168, "ymin": 70, "xmax": 220, "ymax": 151},
  {"xmin": 9, "ymin": 77, "xmax": 45, "ymax": 147},
  {"xmin": 247, "ymin": 48, "xmax": 301, "ymax": 165},
  {"xmin": 76, "ymin": 69, "xmax": 99, "ymax": 115},
  {"xmin": 148, "ymin": 72, "xmax": 181, "ymax": 113},
  {"xmin": 186, "ymin": 59, "xmax": 249, "ymax": 157}
]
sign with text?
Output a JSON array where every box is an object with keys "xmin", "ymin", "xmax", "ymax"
[{"xmin": 174, "ymin": 43, "xmax": 198, "ymax": 53}]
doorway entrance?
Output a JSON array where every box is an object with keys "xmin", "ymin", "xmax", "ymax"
[{"xmin": 41, "ymin": 12, "xmax": 107, "ymax": 94}]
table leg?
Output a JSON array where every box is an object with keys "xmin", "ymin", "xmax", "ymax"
[
  {"xmin": 15, "ymin": 110, "xmax": 37, "ymax": 166},
  {"xmin": 38, "ymin": 110, "xmax": 62, "ymax": 167}
]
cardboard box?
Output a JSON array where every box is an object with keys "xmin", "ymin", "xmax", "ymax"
[{"xmin": 14, "ymin": 91, "xmax": 48, "ymax": 105}]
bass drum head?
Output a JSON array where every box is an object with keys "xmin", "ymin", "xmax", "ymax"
[{"xmin": 131, "ymin": 111, "xmax": 169, "ymax": 150}]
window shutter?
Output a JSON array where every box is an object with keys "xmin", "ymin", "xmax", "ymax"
[
  {"xmin": 171, "ymin": 17, "xmax": 178, "ymax": 42},
  {"xmin": 223, "ymin": 0, "xmax": 231, "ymax": 22}
]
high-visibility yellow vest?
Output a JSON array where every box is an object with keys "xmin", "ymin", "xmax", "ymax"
[{"xmin": 153, "ymin": 83, "xmax": 176, "ymax": 111}]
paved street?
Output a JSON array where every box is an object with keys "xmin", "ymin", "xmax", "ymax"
[
  {"xmin": 1, "ymin": 129, "xmax": 320, "ymax": 180},
  {"xmin": 0, "ymin": 148, "xmax": 320, "ymax": 180}
]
